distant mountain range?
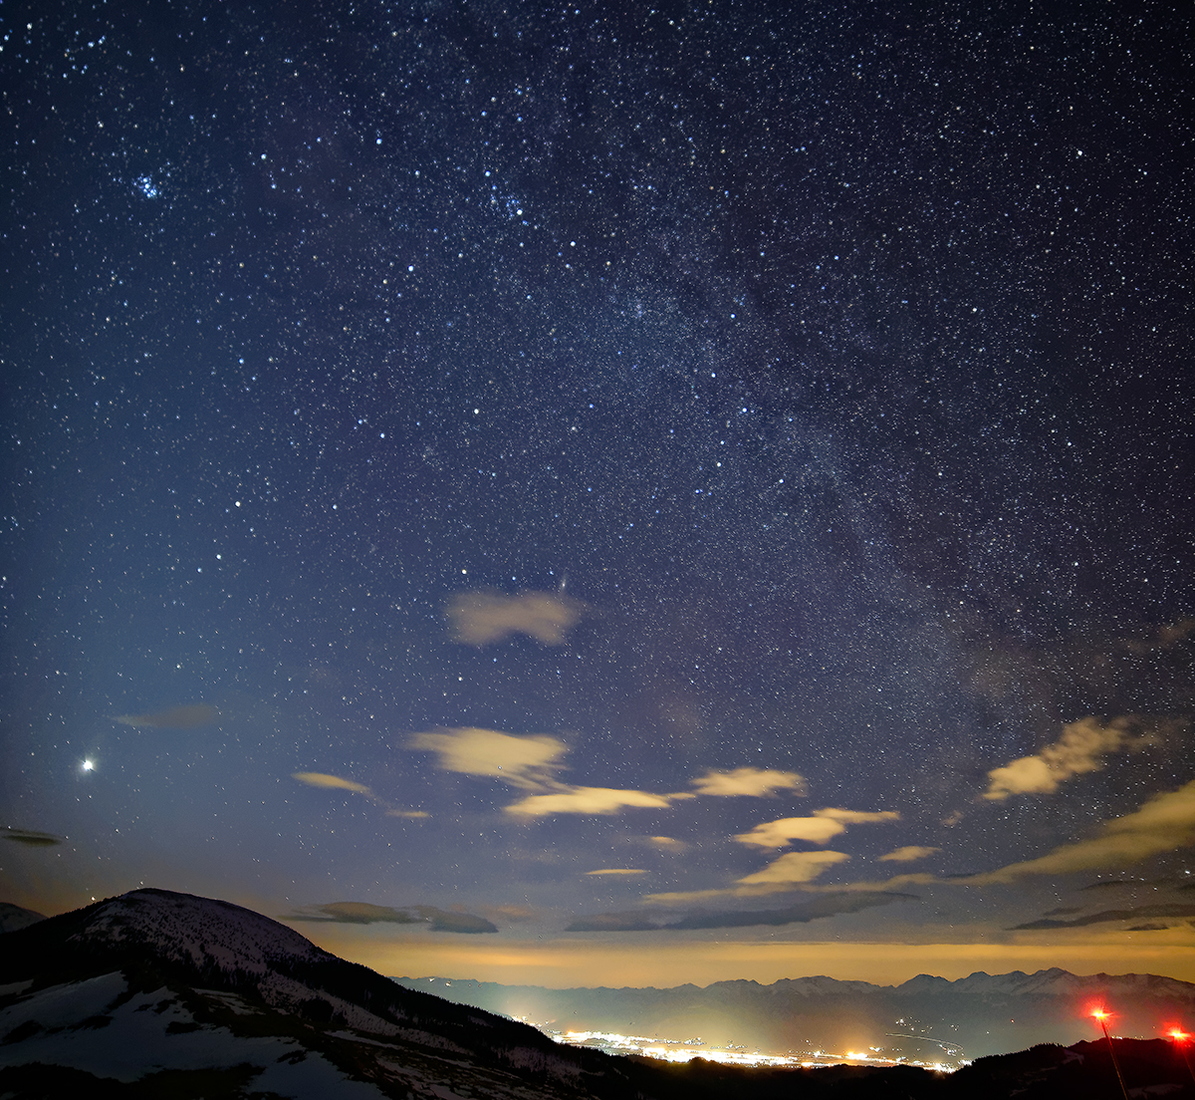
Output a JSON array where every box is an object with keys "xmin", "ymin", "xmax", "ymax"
[
  {"xmin": 1, "ymin": 888, "xmax": 1193, "ymax": 1098},
  {"xmin": 394, "ymin": 968, "xmax": 1195, "ymax": 1063}
]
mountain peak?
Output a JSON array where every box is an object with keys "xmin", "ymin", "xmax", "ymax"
[{"xmin": 61, "ymin": 888, "xmax": 330, "ymax": 976}]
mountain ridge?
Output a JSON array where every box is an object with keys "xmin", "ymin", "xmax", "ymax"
[
  {"xmin": 392, "ymin": 965, "xmax": 1195, "ymax": 1062},
  {"xmin": 3, "ymin": 889, "xmax": 1195, "ymax": 1098}
]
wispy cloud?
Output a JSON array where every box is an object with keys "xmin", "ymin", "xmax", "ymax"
[
  {"xmin": 735, "ymin": 809, "xmax": 900, "ymax": 849},
  {"xmin": 446, "ymin": 590, "xmax": 584, "ymax": 645},
  {"xmin": 963, "ymin": 778, "xmax": 1195, "ymax": 883},
  {"xmin": 285, "ymin": 901, "xmax": 498, "ymax": 933},
  {"xmin": 410, "ymin": 727, "xmax": 711, "ymax": 819},
  {"xmin": 409, "ymin": 727, "xmax": 568, "ymax": 790},
  {"xmin": 113, "ymin": 703, "xmax": 219, "ymax": 729},
  {"xmin": 666, "ymin": 891, "xmax": 916, "ymax": 929},
  {"xmin": 1011, "ymin": 902, "xmax": 1195, "ymax": 930},
  {"xmin": 506, "ymin": 787, "xmax": 684, "ymax": 817},
  {"xmin": 689, "ymin": 767, "xmax": 807, "ymax": 797},
  {"xmin": 408, "ymin": 726, "xmax": 566, "ymax": 783},
  {"xmin": 566, "ymin": 891, "xmax": 914, "ymax": 932},
  {"xmin": 645, "ymin": 835, "xmax": 688, "ymax": 851},
  {"xmin": 584, "ymin": 868, "xmax": 649, "ymax": 876},
  {"xmin": 736, "ymin": 849, "xmax": 851, "ymax": 885},
  {"xmin": 293, "ymin": 772, "xmax": 371, "ymax": 794},
  {"xmin": 565, "ymin": 910, "xmax": 661, "ymax": 932},
  {"xmin": 877, "ymin": 845, "xmax": 939, "ymax": 863},
  {"xmin": 292, "ymin": 772, "xmax": 426, "ymax": 818},
  {"xmin": 2, "ymin": 827, "xmax": 64, "ymax": 847},
  {"xmin": 982, "ymin": 716, "xmax": 1166, "ymax": 800}
]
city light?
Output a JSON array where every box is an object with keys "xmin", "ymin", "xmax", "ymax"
[{"xmin": 547, "ymin": 1027, "xmax": 965, "ymax": 1073}]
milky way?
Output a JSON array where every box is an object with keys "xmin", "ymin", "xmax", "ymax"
[{"xmin": 3, "ymin": 0, "xmax": 1193, "ymax": 986}]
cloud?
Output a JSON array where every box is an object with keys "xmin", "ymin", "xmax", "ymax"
[
  {"xmin": 645, "ymin": 835, "xmax": 688, "ymax": 851},
  {"xmin": 878, "ymin": 845, "xmax": 940, "ymax": 863},
  {"xmin": 982, "ymin": 716, "xmax": 1165, "ymax": 800},
  {"xmin": 665, "ymin": 891, "xmax": 916, "ymax": 929},
  {"xmin": 113, "ymin": 703, "xmax": 219, "ymax": 729},
  {"xmin": 293, "ymin": 772, "xmax": 426, "ymax": 819},
  {"xmin": 1010, "ymin": 902, "xmax": 1195, "ymax": 930},
  {"xmin": 565, "ymin": 910, "xmax": 661, "ymax": 932},
  {"xmin": 424, "ymin": 910, "xmax": 501, "ymax": 934},
  {"xmin": 964, "ymin": 779, "xmax": 1195, "ymax": 884},
  {"xmin": 566, "ymin": 891, "xmax": 915, "ymax": 932},
  {"xmin": 584, "ymin": 868, "xmax": 649, "ymax": 876},
  {"xmin": 293, "ymin": 772, "xmax": 371, "ymax": 794},
  {"xmin": 409, "ymin": 727, "xmax": 689, "ymax": 819},
  {"xmin": 446, "ymin": 589, "xmax": 584, "ymax": 645},
  {"xmin": 689, "ymin": 767, "xmax": 807, "ymax": 797},
  {"xmin": 288, "ymin": 901, "xmax": 421, "ymax": 924},
  {"xmin": 734, "ymin": 808, "xmax": 900, "ymax": 849},
  {"xmin": 409, "ymin": 727, "xmax": 567, "ymax": 790},
  {"xmin": 286, "ymin": 901, "xmax": 498, "ymax": 933},
  {"xmin": 736, "ymin": 850, "xmax": 851, "ymax": 885},
  {"xmin": 1126, "ymin": 617, "xmax": 1195, "ymax": 653},
  {"xmin": 2, "ymin": 827, "xmax": 64, "ymax": 847},
  {"xmin": 506, "ymin": 786, "xmax": 680, "ymax": 817}
]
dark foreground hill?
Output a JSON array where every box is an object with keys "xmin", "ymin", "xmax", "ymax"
[{"xmin": 0, "ymin": 889, "xmax": 1192, "ymax": 1099}]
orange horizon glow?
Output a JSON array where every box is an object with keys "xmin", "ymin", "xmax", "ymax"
[{"xmin": 291, "ymin": 927, "xmax": 1195, "ymax": 990}]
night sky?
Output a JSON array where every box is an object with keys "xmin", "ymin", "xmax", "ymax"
[{"xmin": 3, "ymin": 0, "xmax": 1195, "ymax": 989}]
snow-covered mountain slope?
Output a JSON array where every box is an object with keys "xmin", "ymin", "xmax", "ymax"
[
  {"xmin": 0, "ymin": 903, "xmax": 44, "ymax": 934},
  {"xmin": 0, "ymin": 889, "xmax": 643, "ymax": 1099}
]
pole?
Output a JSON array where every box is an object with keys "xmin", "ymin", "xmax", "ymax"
[{"xmin": 1097, "ymin": 1016, "xmax": 1129, "ymax": 1100}]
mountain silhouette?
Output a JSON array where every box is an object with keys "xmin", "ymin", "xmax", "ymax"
[{"xmin": 1, "ymin": 889, "xmax": 1193, "ymax": 1098}]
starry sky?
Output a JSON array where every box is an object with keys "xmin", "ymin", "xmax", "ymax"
[{"xmin": 3, "ymin": 0, "xmax": 1195, "ymax": 989}]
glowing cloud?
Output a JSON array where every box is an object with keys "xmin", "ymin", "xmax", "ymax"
[
  {"xmin": 584, "ymin": 868, "xmax": 649, "ymax": 876},
  {"xmin": 446, "ymin": 589, "xmax": 584, "ymax": 645},
  {"xmin": 690, "ymin": 767, "xmax": 808, "ymax": 797},
  {"xmin": 292, "ymin": 772, "xmax": 371, "ymax": 794},
  {"xmin": 735, "ymin": 808, "xmax": 900, "ymax": 849},
  {"xmin": 983, "ymin": 716, "xmax": 1161, "ymax": 800},
  {"xmin": 409, "ymin": 726, "xmax": 568, "ymax": 789},
  {"xmin": 506, "ymin": 786, "xmax": 678, "ymax": 817},
  {"xmin": 736, "ymin": 850, "xmax": 851, "ymax": 885},
  {"xmin": 965, "ymin": 778, "xmax": 1195, "ymax": 883},
  {"xmin": 646, "ymin": 835, "xmax": 688, "ymax": 851},
  {"xmin": 878, "ymin": 845, "xmax": 940, "ymax": 863}
]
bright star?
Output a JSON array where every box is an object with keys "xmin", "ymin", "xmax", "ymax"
[{"xmin": 81, "ymin": 759, "xmax": 95, "ymax": 772}]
